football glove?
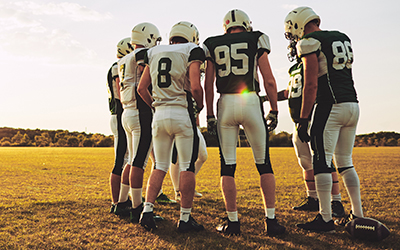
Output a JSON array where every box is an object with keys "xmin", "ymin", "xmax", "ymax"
[
  {"xmin": 297, "ymin": 118, "xmax": 310, "ymax": 143},
  {"xmin": 191, "ymin": 97, "xmax": 202, "ymax": 119},
  {"xmin": 265, "ymin": 111, "xmax": 278, "ymax": 132},
  {"xmin": 207, "ymin": 115, "xmax": 217, "ymax": 136}
]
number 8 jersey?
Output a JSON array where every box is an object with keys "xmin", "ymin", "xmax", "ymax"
[
  {"xmin": 145, "ymin": 43, "xmax": 205, "ymax": 108},
  {"xmin": 296, "ymin": 30, "xmax": 358, "ymax": 104},
  {"xmin": 203, "ymin": 31, "xmax": 271, "ymax": 94}
]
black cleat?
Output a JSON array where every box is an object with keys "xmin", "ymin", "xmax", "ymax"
[
  {"xmin": 130, "ymin": 204, "xmax": 143, "ymax": 223},
  {"xmin": 114, "ymin": 199, "xmax": 132, "ymax": 217},
  {"xmin": 156, "ymin": 193, "xmax": 177, "ymax": 204},
  {"xmin": 216, "ymin": 218, "xmax": 240, "ymax": 236},
  {"xmin": 177, "ymin": 215, "xmax": 204, "ymax": 233},
  {"xmin": 297, "ymin": 213, "xmax": 335, "ymax": 232},
  {"xmin": 109, "ymin": 204, "xmax": 116, "ymax": 214},
  {"xmin": 140, "ymin": 212, "xmax": 157, "ymax": 231},
  {"xmin": 334, "ymin": 211, "xmax": 358, "ymax": 226},
  {"xmin": 331, "ymin": 200, "xmax": 345, "ymax": 218},
  {"xmin": 265, "ymin": 217, "xmax": 286, "ymax": 235},
  {"xmin": 293, "ymin": 197, "xmax": 319, "ymax": 211}
]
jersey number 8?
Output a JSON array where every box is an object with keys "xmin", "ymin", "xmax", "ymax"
[
  {"xmin": 157, "ymin": 57, "xmax": 172, "ymax": 88},
  {"xmin": 214, "ymin": 43, "xmax": 249, "ymax": 77}
]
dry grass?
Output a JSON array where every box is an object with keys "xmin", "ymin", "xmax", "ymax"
[{"xmin": 0, "ymin": 147, "xmax": 399, "ymax": 249}]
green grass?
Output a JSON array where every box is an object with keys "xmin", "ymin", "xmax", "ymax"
[{"xmin": 0, "ymin": 147, "xmax": 399, "ymax": 249}]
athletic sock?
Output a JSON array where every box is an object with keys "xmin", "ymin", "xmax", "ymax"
[
  {"xmin": 227, "ymin": 211, "xmax": 238, "ymax": 222},
  {"xmin": 130, "ymin": 187, "xmax": 142, "ymax": 208},
  {"xmin": 315, "ymin": 173, "xmax": 333, "ymax": 222},
  {"xmin": 341, "ymin": 168, "xmax": 363, "ymax": 217},
  {"xmin": 331, "ymin": 193, "xmax": 342, "ymax": 201},
  {"xmin": 118, "ymin": 183, "xmax": 130, "ymax": 203},
  {"xmin": 143, "ymin": 202, "xmax": 154, "ymax": 213},
  {"xmin": 307, "ymin": 190, "xmax": 318, "ymax": 199},
  {"xmin": 265, "ymin": 208, "xmax": 275, "ymax": 219},
  {"xmin": 180, "ymin": 207, "xmax": 192, "ymax": 222}
]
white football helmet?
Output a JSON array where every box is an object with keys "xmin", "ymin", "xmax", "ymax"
[
  {"xmin": 117, "ymin": 37, "xmax": 133, "ymax": 58},
  {"xmin": 284, "ymin": 6, "xmax": 320, "ymax": 40},
  {"xmin": 131, "ymin": 22, "xmax": 162, "ymax": 48},
  {"xmin": 169, "ymin": 21, "xmax": 199, "ymax": 44},
  {"xmin": 223, "ymin": 9, "xmax": 252, "ymax": 33}
]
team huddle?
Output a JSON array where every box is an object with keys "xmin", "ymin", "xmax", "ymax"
[{"xmin": 106, "ymin": 7, "xmax": 364, "ymax": 235}]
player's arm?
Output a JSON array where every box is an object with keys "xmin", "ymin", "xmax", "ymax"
[
  {"xmin": 300, "ymin": 53, "xmax": 318, "ymax": 119},
  {"xmin": 189, "ymin": 61, "xmax": 203, "ymax": 111},
  {"xmin": 115, "ymin": 76, "xmax": 121, "ymax": 100},
  {"xmin": 137, "ymin": 65, "xmax": 153, "ymax": 110},
  {"xmin": 204, "ymin": 59, "xmax": 215, "ymax": 117},
  {"xmin": 258, "ymin": 52, "xmax": 278, "ymax": 111}
]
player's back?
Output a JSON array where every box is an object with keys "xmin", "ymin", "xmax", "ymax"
[{"xmin": 146, "ymin": 43, "xmax": 203, "ymax": 108}]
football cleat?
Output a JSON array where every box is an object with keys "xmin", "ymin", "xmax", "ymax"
[
  {"xmin": 265, "ymin": 217, "xmax": 286, "ymax": 235},
  {"xmin": 216, "ymin": 218, "xmax": 240, "ymax": 236},
  {"xmin": 130, "ymin": 203, "xmax": 143, "ymax": 223},
  {"xmin": 292, "ymin": 197, "xmax": 319, "ymax": 211},
  {"xmin": 335, "ymin": 211, "xmax": 358, "ymax": 226},
  {"xmin": 331, "ymin": 200, "xmax": 345, "ymax": 218},
  {"xmin": 109, "ymin": 204, "xmax": 116, "ymax": 214},
  {"xmin": 156, "ymin": 193, "xmax": 177, "ymax": 204},
  {"xmin": 177, "ymin": 215, "xmax": 204, "ymax": 233},
  {"xmin": 297, "ymin": 213, "xmax": 335, "ymax": 233},
  {"xmin": 194, "ymin": 190, "xmax": 203, "ymax": 198},
  {"xmin": 140, "ymin": 212, "xmax": 157, "ymax": 231},
  {"xmin": 114, "ymin": 199, "xmax": 132, "ymax": 217}
]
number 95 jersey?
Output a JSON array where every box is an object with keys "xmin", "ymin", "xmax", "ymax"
[
  {"xmin": 203, "ymin": 31, "xmax": 270, "ymax": 94},
  {"xmin": 145, "ymin": 43, "xmax": 205, "ymax": 108},
  {"xmin": 296, "ymin": 30, "xmax": 358, "ymax": 104}
]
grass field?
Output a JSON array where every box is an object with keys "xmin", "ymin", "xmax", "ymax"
[{"xmin": 0, "ymin": 147, "xmax": 399, "ymax": 249}]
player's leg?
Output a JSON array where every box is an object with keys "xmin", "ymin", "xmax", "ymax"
[
  {"xmin": 241, "ymin": 93, "xmax": 285, "ymax": 235},
  {"xmin": 292, "ymin": 124, "xmax": 319, "ymax": 211},
  {"xmin": 194, "ymin": 127, "xmax": 207, "ymax": 197},
  {"xmin": 334, "ymin": 103, "xmax": 363, "ymax": 221}
]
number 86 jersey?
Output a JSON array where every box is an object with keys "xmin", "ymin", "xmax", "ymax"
[
  {"xmin": 296, "ymin": 30, "xmax": 358, "ymax": 104},
  {"xmin": 145, "ymin": 43, "xmax": 205, "ymax": 108},
  {"xmin": 203, "ymin": 31, "xmax": 271, "ymax": 94}
]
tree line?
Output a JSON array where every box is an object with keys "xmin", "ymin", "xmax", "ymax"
[{"xmin": 0, "ymin": 127, "xmax": 399, "ymax": 147}]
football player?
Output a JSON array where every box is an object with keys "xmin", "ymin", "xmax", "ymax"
[
  {"xmin": 107, "ymin": 38, "xmax": 131, "ymax": 213},
  {"xmin": 262, "ymin": 42, "xmax": 345, "ymax": 217},
  {"xmin": 115, "ymin": 23, "xmax": 171, "ymax": 222},
  {"xmin": 167, "ymin": 23, "xmax": 208, "ymax": 201},
  {"xmin": 138, "ymin": 21, "xmax": 205, "ymax": 233},
  {"xmin": 284, "ymin": 6, "xmax": 363, "ymax": 232},
  {"xmin": 202, "ymin": 9, "xmax": 285, "ymax": 236}
]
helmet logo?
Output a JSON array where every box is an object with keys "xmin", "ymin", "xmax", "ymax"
[{"xmin": 226, "ymin": 20, "xmax": 230, "ymax": 25}]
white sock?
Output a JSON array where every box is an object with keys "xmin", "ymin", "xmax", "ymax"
[
  {"xmin": 331, "ymin": 193, "xmax": 341, "ymax": 201},
  {"xmin": 307, "ymin": 190, "xmax": 318, "ymax": 199},
  {"xmin": 341, "ymin": 168, "xmax": 363, "ymax": 217},
  {"xmin": 265, "ymin": 208, "xmax": 275, "ymax": 219},
  {"xmin": 227, "ymin": 211, "xmax": 238, "ymax": 222},
  {"xmin": 315, "ymin": 173, "xmax": 333, "ymax": 222},
  {"xmin": 130, "ymin": 187, "xmax": 142, "ymax": 208},
  {"xmin": 143, "ymin": 202, "xmax": 154, "ymax": 213},
  {"xmin": 180, "ymin": 207, "xmax": 192, "ymax": 222},
  {"xmin": 118, "ymin": 183, "xmax": 130, "ymax": 203}
]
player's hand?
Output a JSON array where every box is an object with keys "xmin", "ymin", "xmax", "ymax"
[
  {"xmin": 191, "ymin": 97, "xmax": 203, "ymax": 119},
  {"xmin": 207, "ymin": 115, "xmax": 217, "ymax": 136},
  {"xmin": 260, "ymin": 95, "xmax": 269, "ymax": 102},
  {"xmin": 297, "ymin": 118, "xmax": 311, "ymax": 143},
  {"xmin": 266, "ymin": 111, "xmax": 278, "ymax": 132}
]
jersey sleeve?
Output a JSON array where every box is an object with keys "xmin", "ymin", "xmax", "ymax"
[
  {"xmin": 111, "ymin": 63, "xmax": 119, "ymax": 80},
  {"xmin": 202, "ymin": 42, "xmax": 214, "ymax": 62},
  {"xmin": 257, "ymin": 33, "xmax": 271, "ymax": 55},
  {"xmin": 135, "ymin": 48, "xmax": 147, "ymax": 65},
  {"xmin": 296, "ymin": 37, "xmax": 321, "ymax": 58},
  {"xmin": 189, "ymin": 46, "xmax": 206, "ymax": 64}
]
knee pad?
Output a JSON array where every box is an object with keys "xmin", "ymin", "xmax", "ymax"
[
  {"xmin": 256, "ymin": 163, "xmax": 274, "ymax": 175},
  {"xmin": 221, "ymin": 164, "xmax": 236, "ymax": 177},
  {"xmin": 155, "ymin": 163, "xmax": 169, "ymax": 173}
]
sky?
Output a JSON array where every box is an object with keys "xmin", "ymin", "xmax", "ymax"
[{"xmin": 0, "ymin": 0, "xmax": 399, "ymax": 136}]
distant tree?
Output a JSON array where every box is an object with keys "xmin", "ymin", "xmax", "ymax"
[
  {"xmin": 97, "ymin": 137, "xmax": 113, "ymax": 147},
  {"xmin": 11, "ymin": 131, "xmax": 23, "ymax": 145},
  {"xmin": 67, "ymin": 136, "xmax": 79, "ymax": 147},
  {"xmin": 386, "ymin": 138, "xmax": 397, "ymax": 146},
  {"xmin": 34, "ymin": 135, "xmax": 50, "ymax": 147},
  {"xmin": 82, "ymin": 138, "xmax": 95, "ymax": 147},
  {"xmin": 1, "ymin": 137, "xmax": 11, "ymax": 146},
  {"xmin": 56, "ymin": 138, "xmax": 68, "ymax": 147}
]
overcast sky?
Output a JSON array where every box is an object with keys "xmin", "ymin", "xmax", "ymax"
[{"xmin": 1, "ymin": 0, "xmax": 398, "ymax": 136}]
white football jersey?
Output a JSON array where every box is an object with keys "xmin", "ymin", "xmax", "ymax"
[
  {"xmin": 118, "ymin": 48, "xmax": 147, "ymax": 109},
  {"xmin": 145, "ymin": 43, "xmax": 205, "ymax": 108}
]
